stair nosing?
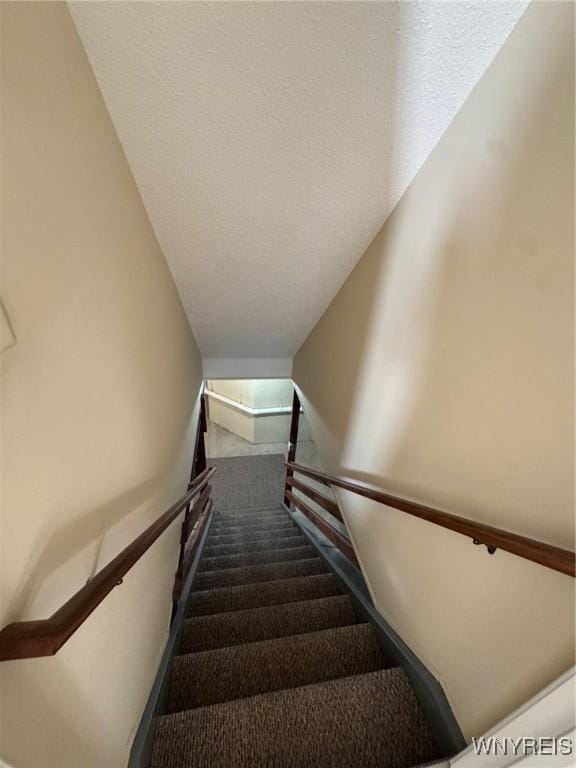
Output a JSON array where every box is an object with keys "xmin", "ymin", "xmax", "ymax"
[
  {"xmin": 195, "ymin": 556, "xmax": 324, "ymax": 579},
  {"xmin": 167, "ymin": 623, "xmax": 389, "ymax": 712},
  {"xmin": 205, "ymin": 532, "xmax": 304, "ymax": 545},
  {"xmin": 176, "ymin": 621, "xmax": 376, "ymax": 662},
  {"xmin": 187, "ymin": 572, "xmax": 339, "ymax": 609},
  {"xmin": 159, "ymin": 667, "xmax": 405, "ymax": 720},
  {"xmin": 198, "ymin": 545, "xmax": 315, "ymax": 570},
  {"xmin": 185, "ymin": 593, "xmax": 353, "ymax": 627}
]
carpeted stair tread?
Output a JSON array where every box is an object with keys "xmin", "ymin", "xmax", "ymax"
[
  {"xmin": 180, "ymin": 594, "xmax": 357, "ymax": 652},
  {"xmin": 151, "ymin": 668, "xmax": 439, "ymax": 768},
  {"xmin": 167, "ymin": 623, "xmax": 389, "ymax": 712},
  {"xmin": 210, "ymin": 518, "xmax": 295, "ymax": 534},
  {"xmin": 212, "ymin": 504, "xmax": 285, "ymax": 515},
  {"xmin": 212, "ymin": 507, "xmax": 288, "ymax": 523},
  {"xmin": 198, "ymin": 545, "xmax": 315, "ymax": 572},
  {"xmin": 194, "ymin": 557, "xmax": 327, "ymax": 591},
  {"xmin": 207, "ymin": 526, "xmax": 299, "ymax": 542},
  {"xmin": 154, "ymin": 459, "xmax": 440, "ymax": 767},
  {"xmin": 206, "ymin": 525, "xmax": 298, "ymax": 545},
  {"xmin": 212, "ymin": 505, "xmax": 287, "ymax": 520},
  {"xmin": 187, "ymin": 573, "xmax": 340, "ymax": 616},
  {"xmin": 210, "ymin": 520, "xmax": 292, "ymax": 539},
  {"xmin": 207, "ymin": 523, "xmax": 296, "ymax": 542},
  {"xmin": 209, "ymin": 456, "xmax": 285, "ymax": 511},
  {"xmin": 203, "ymin": 532, "xmax": 306, "ymax": 557}
]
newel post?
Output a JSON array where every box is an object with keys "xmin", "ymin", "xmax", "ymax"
[{"xmin": 284, "ymin": 389, "xmax": 301, "ymax": 506}]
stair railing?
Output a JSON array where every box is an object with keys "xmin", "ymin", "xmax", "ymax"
[
  {"xmin": 283, "ymin": 400, "xmax": 574, "ymax": 578},
  {"xmin": 0, "ymin": 393, "xmax": 215, "ymax": 662}
]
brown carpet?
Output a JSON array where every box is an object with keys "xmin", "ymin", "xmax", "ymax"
[
  {"xmin": 193, "ymin": 557, "xmax": 328, "ymax": 591},
  {"xmin": 198, "ymin": 545, "xmax": 315, "ymax": 572},
  {"xmin": 187, "ymin": 573, "xmax": 341, "ymax": 616},
  {"xmin": 151, "ymin": 487, "xmax": 440, "ymax": 767},
  {"xmin": 203, "ymin": 532, "xmax": 307, "ymax": 557},
  {"xmin": 151, "ymin": 669, "xmax": 438, "ymax": 768},
  {"xmin": 167, "ymin": 624, "xmax": 388, "ymax": 711},
  {"xmin": 180, "ymin": 594, "xmax": 358, "ymax": 653}
]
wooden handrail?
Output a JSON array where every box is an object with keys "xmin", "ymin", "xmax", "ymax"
[
  {"xmin": 285, "ymin": 476, "xmax": 342, "ymax": 522},
  {"xmin": 286, "ymin": 461, "xmax": 575, "ymax": 577},
  {"xmin": 173, "ymin": 497, "xmax": 213, "ymax": 601},
  {"xmin": 285, "ymin": 490, "xmax": 357, "ymax": 565},
  {"xmin": 0, "ymin": 466, "xmax": 216, "ymax": 661}
]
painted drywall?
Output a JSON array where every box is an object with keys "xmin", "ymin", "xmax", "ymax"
[
  {"xmin": 69, "ymin": 1, "xmax": 528, "ymax": 359},
  {"xmin": 208, "ymin": 379, "xmax": 293, "ymax": 409},
  {"xmin": 203, "ymin": 357, "xmax": 293, "ymax": 380},
  {"xmin": 206, "ymin": 380, "xmax": 306, "ymax": 444},
  {"xmin": 0, "ymin": 4, "xmax": 203, "ymax": 767},
  {"xmin": 293, "ymin": 1, "xmax": 574, "ymax": 741}
]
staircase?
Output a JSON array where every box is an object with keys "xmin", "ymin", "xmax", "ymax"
[{"xmin": 149, "ymin": 457, "xmax": 441, "ymax": 767}]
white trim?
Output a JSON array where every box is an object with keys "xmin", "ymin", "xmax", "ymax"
[
  {"xmin": 450, "ymin": 668, "xmax": 575, "ymax": 767},
  {"xmin": 202, "ymin": 358, "xmax": 293, "ymax": 379},
  {"xmin": 205, "ymin": 390, "xmax": 293, "ymax": 417}
]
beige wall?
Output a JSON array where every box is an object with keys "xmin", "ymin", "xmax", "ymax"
[
  {"xmin": 294, "ymin": 1, "xmax": 574, "ymax": 741},
  {"xmin": 0, "ymin": 4, "xmax": 203, "ymax": 766},
  {"xmin": 206, "ymin": 379, "xmax": 306, "ymax": 445},
  {"xmin": 207, "ymin": 379, "xmax": 293, "ymax": 409}
]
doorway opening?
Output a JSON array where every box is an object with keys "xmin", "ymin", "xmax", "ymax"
[{"xmin": 205, "ymin": 379, "xmax": 303, "ymax": 459}]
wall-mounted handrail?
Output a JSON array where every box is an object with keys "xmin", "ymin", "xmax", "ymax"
[
  {"xmin": 285, "ymin": 489, "xmax": 357, "ymax": 565},
  {"xmin": 0, "ymin": 466, "xmax": 216, "ymax": 661},
  {"xmin": 285, "ymin": 476, "xmax": 342, "ymax": 522},
  {"xmin": 286, "ymin": 461, "xmax": 575, "ymax": 577},
  {"xmin": 205, "ymin": 389, "xmax": 294, "ymax": 417}
]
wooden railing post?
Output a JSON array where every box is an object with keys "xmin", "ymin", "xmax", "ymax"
[
  {"xmin": 174, "ymin": 390, "xmax": 210, "ymax": 617},
  {"xmin": 193, "ymin": 393, "xmax": 208, "ymax": 479},
  {"xmin": 284, "ymin": 389, "xmax": 301, "ymax": 506}
]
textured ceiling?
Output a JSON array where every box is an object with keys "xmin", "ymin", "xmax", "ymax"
[{"xmin": 70, "ymin": 1, "xmax": 527, "ymax": 359}]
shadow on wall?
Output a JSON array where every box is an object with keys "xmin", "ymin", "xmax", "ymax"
[
  {"xmin": 6, "ymin": 471, "xmax": 162, "ymax": 623},
  {"xmin": 0, "ymin": 522, "xmax": 180, "ymax": 768},
  {"xmin": 0, "ymin": 661, "xmax": 102, "ymax": 767},
  {"xmin": 337, "ymin": 16, "xmax": 574, "ymax": 548},
  {"xmin": 293, "ymin": 2, "xmax": 406, "ymax": 468},
  {"xmin": 3, "ymin": 393, "xmax": 199, "ymax": 627},
  {"xmin": 294, "ymin": 2, "xmax": 574, "ymax": 740}
]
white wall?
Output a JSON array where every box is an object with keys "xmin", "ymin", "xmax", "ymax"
[
  {"xmin": 0, "ymin": 4, "xmax": 203, "ymax": 766},
  {"xmin": 294, "ymin": 1, "xmax": 574, "ymax": 741},
  {"xmin": 203, "ymin": 358, "xmax": 293, "ymax": 380},
  {"xmin": 252, "ymin": 380, "xmax": 294, "ymax": 409},
  {"xmin": 209, "ymin": 398, "xmax": 255, "ymax": 443},
  {"xmin": 206, "ymin": 379, "xmax": 306, "ymax": 445}
]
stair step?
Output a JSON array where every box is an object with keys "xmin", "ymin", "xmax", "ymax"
[
  {"xmin": 207, "ymin": 522, "xmax": 296, "ymax": 541},
  {"xmin": 210, "ymin": 518, "xmax": 294, "ymax": 534},
  {"xmin": 194, "ymin": 557, "xmax": 327, "ymax": 591},
  {"xmin": 188, "ymin": 573, "xmax": 340, "ymax": 616},
  {"xmin": 207, "ymin": 525, "xmax": 297, "ymax": 545},
  {"xmin": 151, "ymin": 668, "xmax": 439, "ymax": 768},
  {"xmin": 198, "ymin": 545, "xmax": 315, "ymax": 572},
  {"xmin": 180, "ymin": 594, "xmax": 357, "ymax": 652},
  {"xmin": 167, "ymin": 623, "xmax": 388, "ymax": 712},
  {"xmin": 203, "ymin": 532, "xmax": 306, "ymax": 557},
  {"xmin": 213, "ymin": 506, "xmax": 286, "ymax": 521},
  {"xmin": 212, "ymin": 507, "xmax": 288, "ymax": 523}
]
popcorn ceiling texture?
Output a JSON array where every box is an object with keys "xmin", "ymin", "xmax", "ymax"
[{"xmin": 70, "ymin": 1, "xmax": 528, "ymax": 359}]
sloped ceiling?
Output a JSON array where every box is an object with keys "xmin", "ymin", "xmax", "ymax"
[{"xmin": 70, "ymin": 1, "xmax": 527, "ymax": 360}]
